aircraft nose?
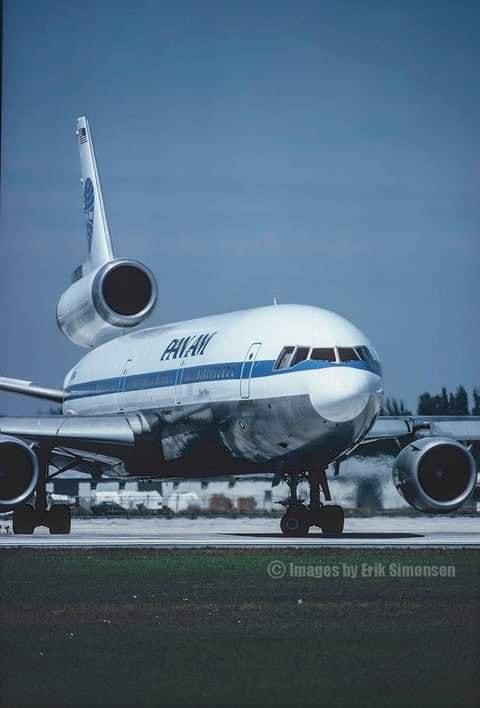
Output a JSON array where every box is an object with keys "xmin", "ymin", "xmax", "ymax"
[{"xmin": 309, "ymin": 367, "xmax": 383, "ymax": 423}]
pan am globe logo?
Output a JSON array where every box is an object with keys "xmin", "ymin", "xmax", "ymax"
[{"xmin": 83, "ymin": 178, "xmax": 95, "ymax": 250}]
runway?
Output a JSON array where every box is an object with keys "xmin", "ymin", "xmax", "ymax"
[{"xmin": 0, "ymin": 515, "xmax": 479, "ymax": 548}]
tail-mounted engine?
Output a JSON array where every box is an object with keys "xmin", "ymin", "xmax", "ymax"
[
  {"xmin": 0, "ymin": 435, "xmax": 39, "ymax": 511},
  {"xmin": 56, "ymin": 258, "xmax": 157, "ymax": 348},
  {"xmin": 56, "ymin": 116, "xmax": 158, "ymax": 348},
  {"xmin": 393, "ymin": 437, "xmax": 477, "ymax": 513}
]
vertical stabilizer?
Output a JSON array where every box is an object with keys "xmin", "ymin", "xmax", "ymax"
[
  {"xmin": 57, "ymin": 117, "xmax": 157, "ymax": 348},
  {"xmin": 76, "ymin": 116, "xmax": 114, "ymax": 268}
]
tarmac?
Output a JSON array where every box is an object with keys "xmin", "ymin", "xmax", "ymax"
[{"xmin": 0, "ymin": 515, "xmax": 479, "ymax": 548}]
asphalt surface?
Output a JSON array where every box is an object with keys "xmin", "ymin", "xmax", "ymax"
[{"xmin": 0, "ymin": 515, "xmax": 479, "ymax": 548}]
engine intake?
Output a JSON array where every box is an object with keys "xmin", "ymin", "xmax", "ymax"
[
  {"xmin": 57, "ymin": 258, "xmax": 157, "ymax": 348},
  {"xmin": 393, "ymin": 437, "xmax": 477, "ymax": 513},
  {"xmin": 0, "ymin": 436, "xmax": 39, "ymax": 511},
  {"xmin": 92, "ymin": 261, "xmax": 155, "ymax": 324}
]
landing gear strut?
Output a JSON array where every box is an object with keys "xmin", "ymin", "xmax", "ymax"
[
  {"xmin": 280, "ymin": 467, "xmax": 344, "ymax": 537},
  {"xmin": 12, "ymin": 446, "xmax": 72, "ymax": 535}
]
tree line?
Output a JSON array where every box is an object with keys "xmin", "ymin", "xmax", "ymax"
[{"xmin": 382, "ymin": 386, "xmax": 480, "ymax": 416}]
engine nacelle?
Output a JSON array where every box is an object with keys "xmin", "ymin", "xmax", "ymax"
[
  {"xmin": 393, "ymin": 437, "xmax": 477, "ymax": 513},
  {"xmin": 0, "ymin": 436, "xmax": 39, "ymax": 511},
  {"xmin": 57, "ymin": 258, "xmax": 157, "ymax": 348}
]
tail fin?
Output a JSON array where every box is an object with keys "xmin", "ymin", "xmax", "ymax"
[{"xmin": 76, "ymin": 116, "xmax": 114, "ymax": 269}]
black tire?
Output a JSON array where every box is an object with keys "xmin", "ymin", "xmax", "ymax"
[
  {"xmin": 13, "ymin": 504, "xmax": 36, "ymax": 534},
  {"xmin": 320, "ymin": 505, "xmax": 345, "ymax": 535},
  {"xmin": 280, "ymin": 506, "xmax": 311, "ymax": 537},
  {"xmin": 49, "ymin": 505, "xmax": 71, "ymax": 534}
]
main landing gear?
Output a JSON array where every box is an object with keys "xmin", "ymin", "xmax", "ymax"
[
  {"xmin": 280, "ymin": 468, "xmax": 344, "ymax": 537},
  {"xmin": 12, "ymin": 446, "xmax": 72, "ymax": 535}
]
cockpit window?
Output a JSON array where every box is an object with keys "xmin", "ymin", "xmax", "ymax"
[
  {"xmin": 356, "ymin": 345, "xmax": 377, "ymax": 366},
  {"xmin": 338, "ymin": 347, "xmax": 360, "ymax": 362},
  {"xmin": 310, "ymin": 347, "xmax": 336, "ymax": 362},
  {"xmin": 290, "ymin": 346, "xmax": 310, "ymax": 367},
  {"xmin": 274, "ymin": 346, "xmax": 295, "ymax": 370},
  {"xmin": 355, "ymin": 346, "xmax": 370, "ymax": 362},
  {"xmin": 275, "ymin": 345, "xmax": 377, "ymax": 369}
]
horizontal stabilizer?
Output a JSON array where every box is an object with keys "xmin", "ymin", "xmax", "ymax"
[{"xmin": 0, "ymin": 377, "xmax": 64, "ymax": 403}]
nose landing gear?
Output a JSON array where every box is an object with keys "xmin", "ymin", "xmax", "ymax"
[
  {"xmin": 280, "ymin": 467, "xmax": 344, "ymax": 537},
  {"xmin": 280, "ymin": 504, "xmax": 311, "ymax": 537}
]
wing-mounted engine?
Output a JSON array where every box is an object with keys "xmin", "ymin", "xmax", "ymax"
[
  {"xmin": 0, "ymin": 435, "xmax": 39, "ymax": 511},
  {"xmin": 57, "ymin": 258, "xmax": 157, "ymax": 348},
  {"xmin": 393, "ymin": 437, "xmax": 477, "ymax": 513}
]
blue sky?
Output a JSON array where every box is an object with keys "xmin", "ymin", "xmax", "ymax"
[{"xmin": 1, "ymin": 0, "xmax": 479, "ymax": 414}]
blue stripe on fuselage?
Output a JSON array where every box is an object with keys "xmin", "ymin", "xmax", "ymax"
[{"xmin": 64, "ymin": 358, "xmax": 378, "ymax": 402}]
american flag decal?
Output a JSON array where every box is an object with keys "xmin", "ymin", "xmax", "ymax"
[{"xmin": 79, "ymin": 128, "xmax": 87, "ymax": 144}]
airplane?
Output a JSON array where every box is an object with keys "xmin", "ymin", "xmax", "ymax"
[{"xmin": 0, "ymin": 116, "xmax": 478, "ymax": 536}]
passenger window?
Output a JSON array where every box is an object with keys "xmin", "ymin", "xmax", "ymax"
[
  {"xmin": 290, "ymin": 346, "xmax": 310, "ymax": 367},
  {"xmin": 338, "ymin": 347, "xmax": 360, "ymax": 362},
  {"xmin": 310, "ymin": 348, "xmax": 336, "ymax": 362},
  {"xmin": 274, "ymin": 346, "xmax": 295, "ymax": 370}
]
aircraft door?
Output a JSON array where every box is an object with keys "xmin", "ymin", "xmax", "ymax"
[
  {"xmin": 240, "ymin": 343, "xmax": 262, "ymax": 399},
  {"xmin": 174, "ymin": 361, "xmax": 184, "ymax": 405},
  {"xmin": 118, "ymin": 357, "xmax": 135, "ymax": 412}
]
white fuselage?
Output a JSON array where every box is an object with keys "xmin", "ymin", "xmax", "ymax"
[{"xmin": 62, "ymin": 304, "xmax": 383, "ymax": 474}]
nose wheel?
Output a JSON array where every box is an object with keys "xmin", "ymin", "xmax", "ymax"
[
  {"xmin": 317, "ymin": 504, "xmax": 344, "ymax": 535},
  {"xmin": 279, "ymin": 468, "xmax": 344, "ymax": 537},
  {"xmin": 280, "ymin": 504, "xmax": 311, "ymax": 537}
]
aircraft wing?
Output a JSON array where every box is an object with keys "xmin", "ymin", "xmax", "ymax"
[
  {"xmin": 0, "ymin": 376, "xmax": 64, "ymax": 402},
  {"xmin": 0, "ymin": 412, "xmax": 159, "ymax": 463},
  {"xmin": 365, "ymin": 416, "xmax": 480, "ymax": 442}
]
